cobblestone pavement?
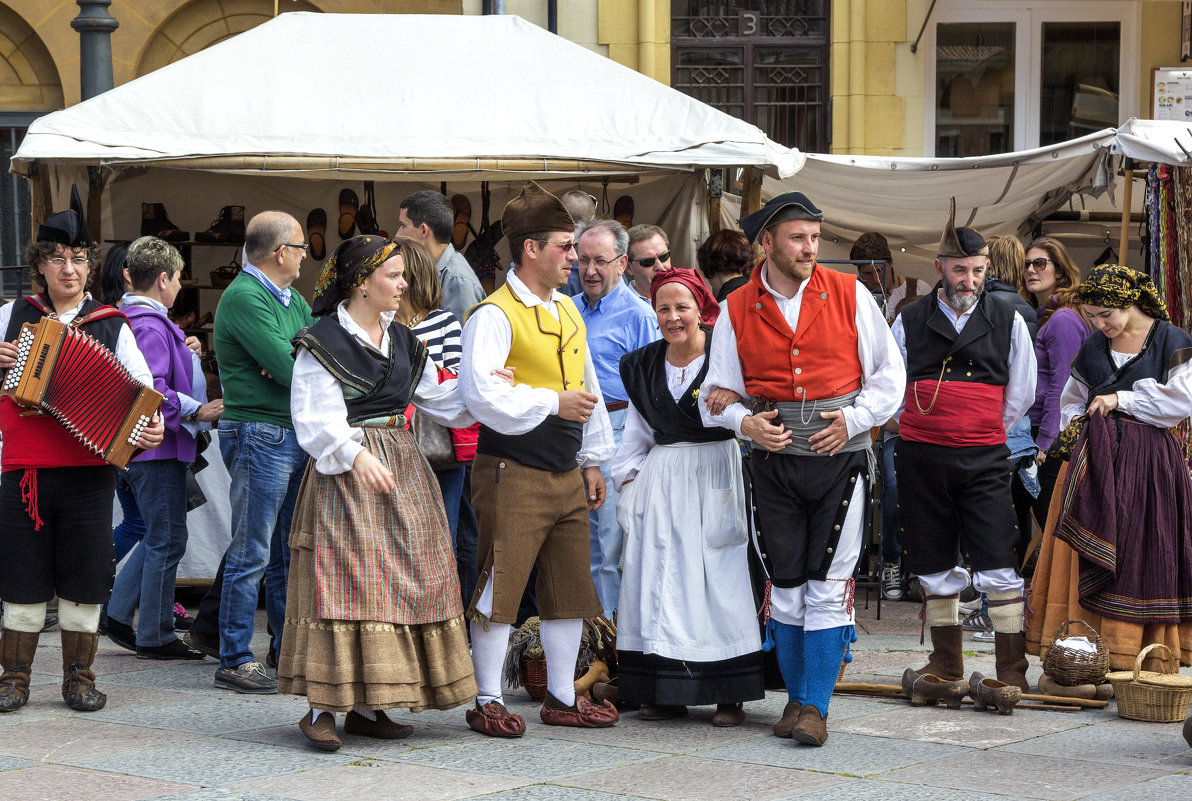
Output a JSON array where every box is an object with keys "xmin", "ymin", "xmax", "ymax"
[{"xmin": 2, "ymin": 598, "xmax": 1189, "ymax": 801}]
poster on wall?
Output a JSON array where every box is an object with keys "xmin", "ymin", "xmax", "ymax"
[{"xmin": 1155, "ymin": 68, "xmax": 1192, "ymax": 120}]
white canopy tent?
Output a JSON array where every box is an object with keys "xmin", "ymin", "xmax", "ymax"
[{"xmin": 10, "ymin": 12, "xmax": 801, "ymax": 285}]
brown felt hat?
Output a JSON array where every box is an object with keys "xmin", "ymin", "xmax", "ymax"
[
  {"xmin": 501, "ymin": 181, "xmax": 575, "ymax": 241},
  {"xmin": 937, "ymin": 197, "xmax": 988, "ymax": 258}
]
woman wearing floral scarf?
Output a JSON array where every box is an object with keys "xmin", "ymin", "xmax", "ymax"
[
  {"xmin": 279, "ymin": 235, "xmax": 482, "ymax": 750},
  {"xmin": 1026, "ymin": 264, "xmax": 1192, "ymax": 670}
]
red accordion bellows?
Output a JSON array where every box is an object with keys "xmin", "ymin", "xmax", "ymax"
[{"xmin": 2, "ymin": 316, "xmax": 163, "ymax": 468}]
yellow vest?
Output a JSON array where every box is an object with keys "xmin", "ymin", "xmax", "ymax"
[{"xmin": 478, "ymin": 282, "xmax": 587, "ymax": 393}]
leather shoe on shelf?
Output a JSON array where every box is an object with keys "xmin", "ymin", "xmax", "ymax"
[
  {"xmin": 791, "ymin": 704, "xmax": 828, "ymax": 746},
  {"xmin": 344, "ymin": 708, "xmax": 413, "ymax": 740},
  {"xmin": 137, "ymin": 639, "xmax": 205, "ymax": 660},
  {"xmin": 969, "ymin": 671, "xmax": 1022, "ymax": 715},
  {"xmin": 450, "ymin": 194, "xmax": 471, "ymax": 250},
  {"xmin": 902, "ymin": 667, "xmax": 968, "ymax": 709},
  {"xmin": 540, "ymin": 691, "xmax": 619, "ymax": 728},
  {"xmin": 466, "ymin": 700, "xmax": 526, "ymax": 738},
  {"xmin": 637, "ymin": 703, "xmax": 687, "ymax": 721},
  {"xmin": 104, "ymin": 618, "xmax": 137, "ymax": 653},
  {"xmin": 306, "ymin": 208, "xmax": 327, "ymax": 260},
  {"xmin": 298, "ymin": 712, "xmax": 341, "ymax": 751},
  {"xmin": 772, "ymin": 700, "xmax": 802, "ymax": 737},
  {"xmin": 338, "ymin": 188, "xmax": 358, "ymax": 239},
  {"xmin": 711, "ymin": 702, "xmax": 746, "ymax": 727},
  {"xmin": 183, "ymin": 629, "xmax": 220, "ymax": 659}
]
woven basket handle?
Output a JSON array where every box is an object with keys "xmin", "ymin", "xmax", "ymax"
[
  {"xmin": 1132, "ymin": 642, "xmax": 1176, "ymax": 680},
  {"xmin": 1061, "ymin": 619, "xmax": 1098, "ymax": 640}
]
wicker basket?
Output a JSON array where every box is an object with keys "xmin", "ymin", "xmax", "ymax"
[
  {"xmin": 1106, "ymin": 643, "xmax": 1192, "ymax": 722},
  {"xmin": 520, "ymin": 657, "xmax": 548, "ymax": 701},
  {"xmin": 1042, "ymin": 620, "xmax": 1110, "ymax": 686}
]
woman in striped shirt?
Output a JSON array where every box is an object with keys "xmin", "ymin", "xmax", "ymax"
[{"xmin": 394, "ymin": 239, "xmax": 470, "ymax": 546}]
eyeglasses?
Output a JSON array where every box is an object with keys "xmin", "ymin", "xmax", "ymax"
[
  {"xmin": 1023, "ymin": 257, "xmax": 1052, "ymax": 271},
  {"xmin": 631, "ymin": 251, "xmax": 671, "ymax": 268},
  {"xmin": 577, "ymin": 255, "xmax": 624, "ymax": 269},
  {"xmin": 538, "ymin": 239, "xmax": 576, "ymax": 253},
  {"xmin": 43, "ymin": 256, "xmax": 90, "ymax": 268},
  {"xmin": 275, "ymin": 242, "xmax": 310, "ymax": 255}
]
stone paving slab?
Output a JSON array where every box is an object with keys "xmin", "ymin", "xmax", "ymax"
[
  {"xmin": 95, "ymin": 694, "xmax": 308, "ymax": 735},
  {"xmin": 1080, "ymin": 772, "xmax": 1192, "ymax": 800},
  {"xmin": 469, "ymin": 786, "xmax": 652, "ymax": 801},
  {"xmin": 529, "ymin": 712, "xmax": 772, "ymax": 753},
  {"xmin": 223, "ymin": 720, "xmax": 472, "ymax": 757},
  {"xmin": 833, "ymin": 703, "xmax": 1083, "ymax": 747},
  {"xmin": 879, "ymin": 750, "xmax": 1173, "ymax": 801},
  {"xmin": 996, "ymin": 721, "xmax": 1192, "ymax": 766},
  {"xmin": 0, "ymin": 718, "xmax": 203, "ymax": 762},
  {"xmin": 557, "ymin": 754, "xmax": 847, "ymax": 801},
  {"xmin": 100, "ymin": 660, "xmax": 249, "ymax": 694},
  {"xmin": 380, "ymin": 736, "xmax": 664, "ymax": 782},
  {"xmin": 0, "ymin": 755, "xmax": 42, "ymax": 771},
  {"xmin": 782, "ymin": 779, "xmax": 1029, "ymax": 800},
  {"xmin": 701, "ymin": 730, "xmax": 973, "ymax": 777},
  {"xmin": 65, "ymin": 737, "xmax": 353, "ymax": 786},
  {"xmin": 146, "ymin": 792, "xmax": 298, "ymax": 801},
  {"xmin": 0, "ymin": 764, "xmax": 198, "ymax": 801},
  {"xmin": 233, "ymin": 761, "xmax": 529, "ymax": 801}
]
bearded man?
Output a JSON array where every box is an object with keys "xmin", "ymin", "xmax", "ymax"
[{"xmin": 890, "ymin": 200, "xmax": 1037, "ymax": 691}]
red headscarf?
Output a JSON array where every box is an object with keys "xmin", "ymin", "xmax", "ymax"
[{"xmin": 649, "ymin": 267, "xmax": 720, "ymax": 327}]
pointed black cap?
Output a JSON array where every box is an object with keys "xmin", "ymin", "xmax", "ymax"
[{"xmin": 36, "ymin": 185, "xmax": 94, "ymax": 248}]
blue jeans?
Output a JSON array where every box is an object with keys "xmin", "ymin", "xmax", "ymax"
[
  {"xmin": 456, "ymin": 466, "xmax": 479, "ymax": 608},
  {"xmin": 434, "ymin": 465, "xmax": 467, "ymax": 549},
  {"xmin": 113, "ymin": 479, "xmax": 147, "ymax": 563},
  {"xmin": 216, "ymin": 421, "xmax": 307, "ymax": 669},
  {"xmin": 109, "ymin": 460, "xmax": 189, "ymax": 646},
  {"xmin": 880, "ymin": 435, "xmax": 901, "ymax": 563},
  {"xmin": 589, "ymin": 406, "xmax": 627, "ymax": 617}
]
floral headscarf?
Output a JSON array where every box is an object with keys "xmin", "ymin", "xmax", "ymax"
[
  {"xmin": 311, "ymin": 235, "xmax": 399, "ymax": 317},
  {"xmin": 1075, "ymin": 264, "xmax": 1167, "ymax": 321}
]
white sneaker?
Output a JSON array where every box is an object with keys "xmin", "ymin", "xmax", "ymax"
[
  {"xmin": 972, "ymin": 628, "xmax": 995, "ymax": 642},
  {"xmin": 958, "ymin": 598, "xmax": 983, "ymax": 616},
  {"xmin": 881, "ymin": 561, "xmax": 904, "ymax": 601}
]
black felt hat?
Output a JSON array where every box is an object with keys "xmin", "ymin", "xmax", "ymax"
[
  {"xmin": 739, "ymin": 191, "xmax": 823, "ymax": 244},
  {"xmin": 937, "ymin": 197, "xmax": 987, "ymax": 258},
  {"xmin": 36, "ymin": 185, "xmax": 93, "ymax": 248}
]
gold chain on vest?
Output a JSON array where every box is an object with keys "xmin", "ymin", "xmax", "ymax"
[{"xmin": 912, "ymin": 356, "xmax": 952, "ymax": 415}]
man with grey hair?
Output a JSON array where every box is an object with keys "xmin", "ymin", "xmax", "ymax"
[
  {"xmin": 207, "ymin": 210, "xmax": 313, "ymax": 693},
  {"xmin": 572, "ymin": 218, "xmax": 659, "ymax": 616},
  {"xmin": 890, "ymin": 199, "xmax": 1036, "ymax": 693},
  {"xmin": 626, "ymin": 224, "xmax": 671, "ymax": 301},
  {"xmin": 395, "ymin": 190, "xmax": 486, "ymax": 324}
]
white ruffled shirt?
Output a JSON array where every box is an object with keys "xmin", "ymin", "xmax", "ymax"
[
  {"xmin": 291, "ymin": 303, "xmax": 474, "ymax": 475},
  {"xmin": 1059, "ymin": 350, "xmax": 1192, "ymax": 430},
  {"xmin": 459, "ymin": 269, "xmax": 615, "ymax": 469}
]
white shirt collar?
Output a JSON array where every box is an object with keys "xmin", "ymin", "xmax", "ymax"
[
  {"xmin": 335, "ymin": 301, "xmax": 396, "ymax": 353},
  {"xmin": 506, "ymin": 268, "xmax": 565, "ymax": 309}
]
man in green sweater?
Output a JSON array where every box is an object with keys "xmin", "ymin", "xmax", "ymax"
[{"xmin": 208, "ymin": 210, "xmax": 313, "ymax": 693}]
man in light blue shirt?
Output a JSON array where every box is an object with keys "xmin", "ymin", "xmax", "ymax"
[{"xmin": 572, "ymin": 218, "xmax": 659, "ymax": 616}]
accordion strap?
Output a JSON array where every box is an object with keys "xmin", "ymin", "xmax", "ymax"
[{"xmin": 22, "ymin": 294, "xmax": 127, "ymax": 328}]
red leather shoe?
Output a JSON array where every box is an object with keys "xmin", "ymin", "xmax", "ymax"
[
  {"xmin": 539, "ymin": 692, "xmax": 619, "ymax": 728},
  {"xmin": 465, "ymin": 700, "xmax": 526, "ymax": 738}
]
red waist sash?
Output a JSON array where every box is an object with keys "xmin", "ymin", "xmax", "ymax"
[
  {"xmin": 0, "ymin": 397, "xmax": 105, "ymax": 470},
  {"xmin": 899, "ymin": 381, "xmax": 1005, "ymax": 447}
]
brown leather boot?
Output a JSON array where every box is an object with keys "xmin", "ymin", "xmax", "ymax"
[
  {"xmin": 60, "ymin": 631, "xmax": 106, "ymax": 711},
  {"xmin": 994, "ymin": 631, "xmax": 1030, "ymax": 692},
  {"xmin": 0, "ymin": 629, "xmax": 39, "ymax": 713},
  {"xmin": 915, "ymin": 625, "xmax": 964, "ymax": 681}
]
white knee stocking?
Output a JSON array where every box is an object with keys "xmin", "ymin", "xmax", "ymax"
[
  {"xmin": 540, "ymin": 618, "xmax": 582, "ymax": 707},
  {"xmin": 57, "ymin": 600, "xmax": 102, "ymax": 633},
  {"xmin": 469, "ymin": 618, "xmax": 512, "ymax": 706},
  {"xmin": 1, "ymin": 602, "xmax": 47, "ymax": 633}
]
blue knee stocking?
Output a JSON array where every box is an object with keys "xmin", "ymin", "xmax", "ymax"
[
  {"xmin": 803, "ymin": 625, "xmax": 856, "ymax": 715},
  {"xmin": 770, "ymin": 621, "xmax": 806, "ymax": 705}
]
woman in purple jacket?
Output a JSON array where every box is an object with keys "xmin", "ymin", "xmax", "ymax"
[
  {"xmin": 105, "ymin": 237, "xmax": 224, "ymax": 659},
  {"xmin": 1019, "ymin": 236, "xmax": 1089, "ymax": 526}
]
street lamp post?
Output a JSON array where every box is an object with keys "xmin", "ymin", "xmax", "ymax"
[{"xmin": 71, "ymin": 0, "xmax": 119, "ymax": 101}]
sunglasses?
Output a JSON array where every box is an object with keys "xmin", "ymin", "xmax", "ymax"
[
  {"xmin": 632, "ymin": 251, "xmax": 671, "ymax": 268},
  {"xmin": 1024, "ymin": 257, "xmax": 1052, "ymax": 271}
]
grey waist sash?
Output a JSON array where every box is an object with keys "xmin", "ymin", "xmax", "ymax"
[{"xmin": 756, "ymin": 390, "xmax": 870, "ymax": 457}]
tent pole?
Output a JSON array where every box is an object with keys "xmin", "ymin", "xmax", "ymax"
[
  {"xmin": 1119, "ymin": 168, "xmax": 1133, "ymax": 268},
  {"xmin": 708, "ymin": 169, "xmax": 723, "ymax": 234},
  {"xmin": 740, "ymin": 167, "xmax": 763, "ymax": 218},
  {"xmin": 28, "ymin": 164, "xmax": 48, "ymax": 233}
]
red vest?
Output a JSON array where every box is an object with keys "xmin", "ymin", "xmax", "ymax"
[{"xmin": 726, "ymin": 262, "xmax": 862, "ymax": 402}]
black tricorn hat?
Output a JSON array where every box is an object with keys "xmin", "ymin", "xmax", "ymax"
[
  {"xmin": 739, "ymin": 191, "xmax": 823, "ymax": 244},
  {"xmin": 36, "ymin": 185, "xmax": 94, "ymax": 249}
]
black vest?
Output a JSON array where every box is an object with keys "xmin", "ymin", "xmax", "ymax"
[
  {"xmin": 3, "ymin": 295, "xmax": 124, "ymax": 352},
  {"xmin": 477, "ymin": 416, "xmax": 583, "ymax": 473},
  {"xmin": 619, "ymin": 334, "xmax": 732, "ymax": 446},
  {"xmin": 901, "ymin": 285, "xmax": 1015, "ymax": 385},
  {"xmin": 1069, "ymin": 319, "xmax": 1192, "ymax": 400},
  {"xmin": 291, "ymin": 316, "xmax": 426, "ymax": 425}
]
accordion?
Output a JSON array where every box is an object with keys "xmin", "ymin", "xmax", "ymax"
[{"xmin": 2, "ymin": 316, "xmax": 164, "ymax": 469}]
